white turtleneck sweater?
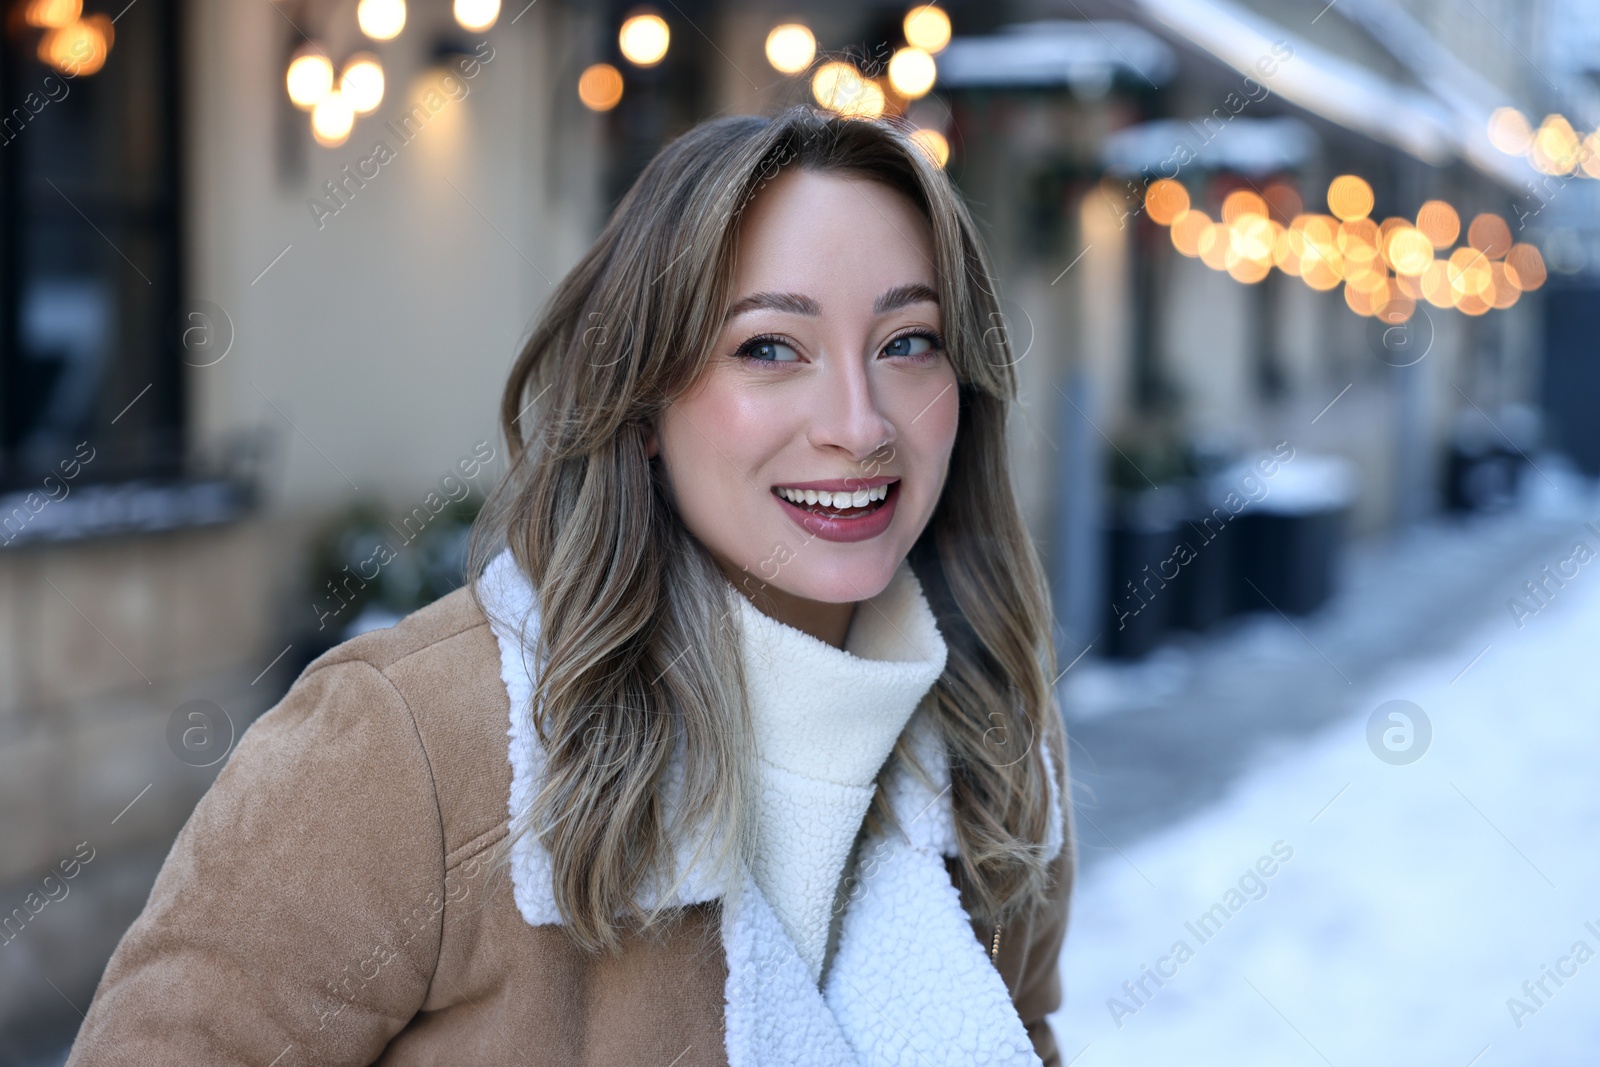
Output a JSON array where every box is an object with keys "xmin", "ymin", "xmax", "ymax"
[{"xmin": 730, "ymin": 559, "xmax": 950, "ymax": 986}]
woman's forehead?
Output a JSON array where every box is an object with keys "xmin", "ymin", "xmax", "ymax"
[{"xmin": 729, "ymin": 169, "xmax": 938, "ymax": 299}]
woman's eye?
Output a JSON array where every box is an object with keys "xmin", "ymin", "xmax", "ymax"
[
  {"xmin": 883, "ymin": 333, "xmax": 937, "ymax": 359},
  {"xmin": 738, "ymin": 339, "xmax": 800, "ymax": 363}
]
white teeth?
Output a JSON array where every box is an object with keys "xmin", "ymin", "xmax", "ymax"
[{"xmin": 776, "ymin": 483, "xmax": 894, "ymax": 508}]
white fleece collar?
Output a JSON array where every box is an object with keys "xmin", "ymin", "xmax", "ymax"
[
  {"xmin": 735, "ymin": 560, "xmax": 949, "ymax": 983},
  {"xmin": 477, "ymin": 549, "xmax": 1064, "ymax": 1067}
]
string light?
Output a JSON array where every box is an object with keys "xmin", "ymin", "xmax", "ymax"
[
  {"xmin": 311, "ymin": 90, "xmax": 355, "ymax": 147},
  {"xmin": 1136, "ymin": 174, "xmax": 1542, "ymax": 319},
  {"xmin": 340, "ymin": 55, "xmax": 385, "ymax": 115},
  {"xmin": 619, "ymin": 13, "xmax": 670, "ymax": 67},
  {"xmin": 577, "ymin": 63, "xmax": 624, "ymax": 111},
  {"xmin": 39, "ymin": 14, "xmax": 111, "ymax": 76},
  {"xmin": 454, "ymin": 0, "xmax": 500, "ymax": 32},
  {"xmin": 887, "ymin": 47, "xmax": 936, "ymax": 99},
  {"xmin": 357, "ymin": 0, "xmax": 406, "ymax": 41},
  {"xmin": 765, "ymin": 24, "xmax": 816, "ymax": 74},
  {"xmin": 287, "ymin": 49, "xmax": 334, "ymax": 109},
  {"xmin": 903, "ymin": 5, "xmax": 951, "ymax": 53}
]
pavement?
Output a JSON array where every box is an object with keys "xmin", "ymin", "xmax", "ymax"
[{"xmin": 1050, "ymin": 455, "xmax": 1600, "ymax": 1063}]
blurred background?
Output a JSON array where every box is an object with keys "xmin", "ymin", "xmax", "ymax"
[{"xmin": 2, "ymin": 0, "xmax": 1598, "ymax": 1061}]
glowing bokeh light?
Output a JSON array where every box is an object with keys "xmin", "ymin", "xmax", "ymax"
[
  {"xmin": 904, "ymin": 5, "xmax": 952, "ymax": 53},
  {"xmin": 340, "ymin": 54, "xmax": 385, "ymax": 115},
  {"xmin": 888, "ymin": 47, "xmax": 936, "ymax": 98},
  {"xmin": 454, "ymin": 0, "xmax": 500, "ymax": 31},
  {"xmin": 765, "ymin": 24, "xmax": 816, "ymax": 74},
  {"xmin": 1144, "ymin": 179, "xmax": 1189, "ymax": 226},
  {"xmin": 619, "ymin": 13, "xmax": 670, "ymax": 67},
  {"xmin": 287, "ymin": 50, "xmax": 335, "ymax": 110},
  {"xmin": 1327, "ymin": 175, "xmax": 1374, "ymax": 221},
  {"xmin": 357, "ymin": 0, "xmax": 406, "ymax": 41},
  {"xmin": 577, "ymin": 63, "xmax": 624, "ymax": 111}
]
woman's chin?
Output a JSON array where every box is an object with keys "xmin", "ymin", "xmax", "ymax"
[{"xmin": 755, "ymin": 556, "xmax": 903, "ymax": 606}]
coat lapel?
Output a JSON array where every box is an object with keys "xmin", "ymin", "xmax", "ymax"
[{"xmin": 477, "ymin": 550, "xmax": 1061, "ymax": 1066}]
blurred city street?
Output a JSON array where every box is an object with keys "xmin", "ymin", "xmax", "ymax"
[
  {"xmin": 4, "ymin": 0, "xmax": 1599, "ymax": 1060},
  {"xmin": 1054, "ymin": 462, "xmax": 1600, "ymax": 1062}
]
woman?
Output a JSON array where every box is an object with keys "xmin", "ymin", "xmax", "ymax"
[{"xmin": 66, "ymin": 106, "xmax": 1075, "ymax": 1066}]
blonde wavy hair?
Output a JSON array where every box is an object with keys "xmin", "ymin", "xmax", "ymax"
[{"xmin": 469, "ymin": 106, "xmax": 1071, "ymax": 955}]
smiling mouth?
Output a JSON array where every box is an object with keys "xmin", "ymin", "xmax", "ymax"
[{"xmin": 771, "ymin": 480, "xmax": 898, "ymax": 518}]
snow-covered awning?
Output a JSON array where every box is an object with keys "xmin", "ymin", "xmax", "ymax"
[
  {"xmin": 1125, "ymin": 0, "xmax": 1530, "ymax": 189},
  {"xmin": 1102, "ymin": 116, "xmax": 1318, "ymax": 175},
  {"xmin": 935, "ymin": 20, "xmax": 1177, "ymax": 92}
]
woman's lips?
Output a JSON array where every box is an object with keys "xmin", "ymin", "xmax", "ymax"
[{"xmin": 771, "ymin": 480, "xmax": 899, "ymax": 543}]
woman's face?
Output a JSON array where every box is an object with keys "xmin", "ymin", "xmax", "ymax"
[{"xmin": 652, "ymin": 167, "xmax": 960, "ymax": 610}]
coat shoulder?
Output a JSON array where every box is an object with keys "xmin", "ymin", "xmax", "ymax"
[{"xmin": 294, "ymin": 584, "xmax": 516, "ymax": 869}]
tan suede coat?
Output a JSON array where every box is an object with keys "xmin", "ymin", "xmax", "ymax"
[{"xmin": 65, "ymin": 585, "xmax": 1075, "ymax": 1065}]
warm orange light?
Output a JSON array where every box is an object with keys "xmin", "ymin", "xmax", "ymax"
[
  {"xmin": 357, "ymin": 0, "xmax": 406, "ymax": 41},
  {"xmin": 1488, "ymin": 262, "xmax": 1521, "ymax": 309},
  {"xmin": 1447, "ymin": 247, "xmax": 1493, "ymax": 300},
  {"xmin": 1228, "ymin": 252, "xmax": 1271, "ymax": 284},
  {"xmin": 1170, "ymin": 209, "xmax": 1212, "ymax": 257},
  {"xmin": 454, "ymin": 0, "xmax": 499, "ymax": 31},
  {"xmin": 1200, "ymin": 224, "xmax": 1231, "ymax": 270},
  {"xmin": 1415, "ymin": 200, "xmax": 1460, "ymax": 249},
  {"xmin": 1144, "ymin": 179, "xmax": 1189, "ymax": 226},
  {"xmin": 1273, "ymin": 227, "xmax": 1304, "ymax": 276},
  {"xmin": 619, "ymin": 12, "xmax": 670, "ymax": 67},
  {"xmin": 1421, "ymin": 262, "xmax": 1454, "ymax": 308},
  {"xmin": 1337, "ymin": 219, "xmax": 1380, "ymax": 266},
  {"xmin": 577, "ymin": 63, "xmax": 624, "ymax": 111},
  {"xmin": 1467, "ymin": 213, "xmax": 1512, "ymax": 258},
  {"xmin": 1228, "ymin": 215, "xmax": 1275, "ymax": 263},
  {"xmin": 1487, "ymin": 107, "xmax": 1534, "ymax": 156},
  {"xmin": 1385, "ymin": 227, "xmax": 1434, "ymax": 276},
  {"xmin": 1344, "ymin": 280, "xmax": 1379, "ymax": 317},
  {"xmin": 1505, "ymin": 243, "xmax": 1547, "ymax": 290},
  {"xmin": 1221, "ymin": 189, "xmax": 1267, "ymax": 223},
  {"xmin": 888, "ymin": 47, "xmax": 937, "ymax": 98},
  {"xmin": 1327, "ymin": 175, "xmax": 1373, "ymax": 221},
  {"xmin": 39, "ymin": 14, "xmax": 112, "ymax": 75},
  {"xmin": 339, "ymin": 54, "xmax": 385, "ymax": 115},
  {"xmin": 1394, "ymin": 271, "xmax": 1426, "ymax": 300},
  {"xmin": 1533, "ymin": 114, "xmax": 1579, "ymax": 174},
  {"xmin": 311, "ymin": 90, "xmax": 355, "ymax": 147},
  {"xmin": 1376, "ymin": 294, "xmax": 1417, "ymax": 324},
  {"xmin": 23, "ymin": 0, "xmax": 80, "ymax": 29},
  {"xmin": 765, "ymin": 23, "xmax": 816, "ymax": 74},
  {"xmin": 287, "ymin": 49, "xmax": 335, "ymax": 110},
  {"xmin": 904, "ymin": 5, "xmax": 952, "ymax": 53},
  {"xmin": 909, "ymin": 128, "xmax": 949, "ymax": 167},
  {"xmin": 812, "ymin": 62, "xmax": 882, "ymax": 118}
]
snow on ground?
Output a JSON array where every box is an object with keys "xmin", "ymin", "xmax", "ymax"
[{"xmin": 1049, "ymin": 506, "xmax": 1600, "ymax": 1065}]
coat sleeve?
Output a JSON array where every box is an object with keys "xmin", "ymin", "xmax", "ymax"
[
  {"xmin": 66, "ymin": 657, "xmax": 447, "ymax": 1066},
  {"xmin": 1006, "ymin": 842, "xmax": 1075, "ymax": 1066}
]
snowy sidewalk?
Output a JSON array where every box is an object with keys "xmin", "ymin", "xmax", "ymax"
[{"xmin": 1049, "ymin": 483, "xmax": 1600, "ymax": 1063}]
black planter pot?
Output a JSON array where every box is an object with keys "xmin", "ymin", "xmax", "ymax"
[
  {"xmin": 1235, "ymin": 506, "xmax": 1349, "ymax": 616},
  {"xmin": 1103, "ymin": 486, "xmax": 1185, "ymax": 660},
  {"xmin": 1169, "ymin": 506, "xmax": 1238, "ymax": 632}
]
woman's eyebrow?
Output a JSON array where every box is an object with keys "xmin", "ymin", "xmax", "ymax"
[
  {"xmin": 723, "ymin": 291, "xmax": 821, "ymax": 322},
  {"xmin": 873, "ymin": 282, "xmax": 939, "ymax": 314}
]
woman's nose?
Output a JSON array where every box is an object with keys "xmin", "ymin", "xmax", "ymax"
[{"xmin": 804, "ymin": 352, "xmax": 896, "ymax": 461}]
